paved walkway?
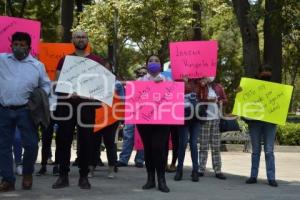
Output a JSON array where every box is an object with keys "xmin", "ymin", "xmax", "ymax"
[{"xmin": 1, "ymin": 150, "xmax": 300, "ymax": 200}]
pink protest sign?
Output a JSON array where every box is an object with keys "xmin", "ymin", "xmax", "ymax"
[
  {"xmin": 169, "ymin": 41, "xmax": 218, "ymax": 80},
  {"xmin": 0, "ymin": 16, "xmax": 41, "ymax": 57},
  {"xmin": 125, "ymin": 81, "xmax": 184, "ymax": 125}
]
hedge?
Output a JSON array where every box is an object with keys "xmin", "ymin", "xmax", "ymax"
[{"xmin": 277, "ymin": 122, "xmax": 300, "ymax": 145}]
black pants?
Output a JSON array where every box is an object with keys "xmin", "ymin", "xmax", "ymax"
[
  {"xmin": 166, "ymin": 126, "xmax": 179, "ymax": 166},
  {"xmin": 137, "ymin": 125, "xmax": 170, "ymax": 176},
  {"xmin": 55, "ymin": 99, "xmax": 96, "ymax": 177},
  {"xmin": 40, "ymin": 117, "xmax": 58, "ymax": 166},
  {"xmin": 92, "ymin": 122, "xmax": 119, "ymax": 167}
]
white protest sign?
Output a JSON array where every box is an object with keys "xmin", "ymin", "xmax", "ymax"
[{"xmin": 55, "ymin": 55, "xmax": 116, "ymax": 106}]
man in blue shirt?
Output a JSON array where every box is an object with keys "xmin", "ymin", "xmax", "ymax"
[{"xmin": 0, "ymin": 32, "xmax": 51, "ymax": 192}]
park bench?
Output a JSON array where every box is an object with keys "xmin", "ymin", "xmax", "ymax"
[{"xmin": 221, "ymin": 130, "xmax": 250, "ymax": 152}]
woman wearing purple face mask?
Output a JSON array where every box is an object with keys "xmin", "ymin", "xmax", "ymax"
[{"xmin": 136, "ymin": 55, "xmax": 171, "ymax": 193}]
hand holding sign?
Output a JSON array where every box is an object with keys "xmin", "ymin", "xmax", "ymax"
[
  {"xmin": 169, "ymin": 41, "xmax": 217, "ymax": 80},
  {"xmin": 232, "ymin": 78, "xmax": 293, "ymax": 125},
  {"xmin": 55, "ymin": 55, "xmax": 116, "ymax": 106},
  {"xmin": 125, "ymin": 81, "xmax": 184, "ymax": 125}
]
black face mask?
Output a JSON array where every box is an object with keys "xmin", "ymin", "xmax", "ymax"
[{"xmin": 12, "ymin": 46, "xmax": 29, "ymax": 60}]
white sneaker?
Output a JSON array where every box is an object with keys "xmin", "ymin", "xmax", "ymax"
[
  {"xmin": 16, "ymin": 165, "xmax": 22, "ymax": 176},
  {"xmin": 88, "ymin": 166, "xmax": 94, "ymax": 178},
  {"xmin": 107, "ymin": 166, "xmax": 115, "ymax": 179},
  {"xmin": 47, "ymin": 158, "xmax": 54, "ymax": 165}
]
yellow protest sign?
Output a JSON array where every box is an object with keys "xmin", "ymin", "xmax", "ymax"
[{"xmin": 232, "ymin": 78, "xmax": 293, "ymax": 125}]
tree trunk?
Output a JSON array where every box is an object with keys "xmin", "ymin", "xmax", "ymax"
[
  {"xmin": 263, "ymin": 0, "xmax": 283, "ymax": 83},
  {"xmin": 232, "ymin": 0, "xmax": 261, "ymax": 78},
  {"xmin": 61, "ymin": 0, "xmax": 74, "ymax": 42},
  {"xmin": 192, "ymin": 1, "xmax": 202, "ymax": 40}
]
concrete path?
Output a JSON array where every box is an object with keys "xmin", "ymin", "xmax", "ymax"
[{"xmin": 1, "ymin": 150, "xmax": 299, "ymax": 200}]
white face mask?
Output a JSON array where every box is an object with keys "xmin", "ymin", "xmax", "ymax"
[{"xmin": 206, "ymin": 77, "xmax": 215, "ymax": 83}]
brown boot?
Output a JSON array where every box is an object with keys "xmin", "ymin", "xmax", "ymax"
[
  {"xmin": 22, "ymin": 175, "xmax": 33, "ymax": 190},
  {"xmin": 0, "ymin": 180, "xmax": 15, "ymax": 192}
]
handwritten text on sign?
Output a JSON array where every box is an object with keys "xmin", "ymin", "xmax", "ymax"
[
  {"xmin": 55, "ymin": 56, "xmax": 115, "ymax": 106},
  {"xmin": 0, "ymin": 16, "xmax": 40, "ymax": 57},
  {"xmin": 39, "ymin": 43, "xmax": 91, "ymax": 80},
  {"xmin": 232, "ymin": 78, "xmax": 293, "ymax": 125},
  {"xmin": 125, "ymin": 81, "xmax": 184, "ymax": 124},
  {"xmin": 169, "ymin": 41, "xmax": 217, "ymax": 80}
]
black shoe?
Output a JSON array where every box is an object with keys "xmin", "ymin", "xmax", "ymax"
[
  {"xmin": 135, "ymin": 163, "xmax": 144, "ymax": 168},
  {"xmin": 142, "ymin": 172, "xmax": 155, "ymax": 189},
  {"xmin": 52, "ymin": 175, "xmax": 69, "ymax": 189},
  {"xmin": 157, "ymin": 176, "xmax": 170, "ymax": 193},
  {"xmin": 97, "ymin": 158, "xmax": 105, "ymax": 167},
  {"xmin": 191, "ymin": 170, "xmax": 199, "ymax": 182},
  {"xmin": 36, "ymin": 166, "xmax": 46, "ymax": 176},
  {"xmin": 268, "ymin": 180, "xmax": 278, "ymax": 187},
  {"xmin": 198, "ymin": 172, "xmax": 204, "ymax": 177},
  {"xmin": 72, "ymin": 158, "xmax": 79, "ymax": 166},
  {"xmin": 116, "ymin": 161, "xmax": 127, "ymax": 167},
  {"xmin": 245, "ymin": 177, "xmax": 257, "ymax": 184},
  {"xmin": 174, "ymin": 170, "xmax": 183, "ymax": 181},
  {"xmin": 114, "ymin": 166, "xmax": 118, "ymax": 173},
  {"xmin": 78, "ymin": 176, "xmax": 91, "ymax": 189},
  {"xmin": 215, "ymin": 173, "xmax": 227, "ymax": 180},
  {"xmin": 53, "ymin": 165, "xmax": 59, "ymax": 176}
]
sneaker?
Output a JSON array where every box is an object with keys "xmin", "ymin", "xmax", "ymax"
[
  {"xmin": 47, "ymin": 158, "xmax": 54, "ymax": 165},
  {"xmin": 52, "ymin": 165, "xmax": 59, "ymax": 176},
  {"xmin": 198, "ymin": 172, "xmax": 204, "ymax": 177},
  {"xmin": 36, "ymin": 166, "xmax": 46, "ymax": 176},
  {"xmin": 116, "ymin": 161, "xmax": 127, "ymax": 167},
  {"xmin": 166, "ymin": 164, "xmax": 176, "ymax": 173},
  {"xmin": 268, "ymin": 180, "xmax": 278, "ymax": 187},
  {"xmin": 16, "ymin": 165, "xmax": 23, "ymax": 176},
  {"xmin": 135, "ymin": 162, "xmax": 144, "ymax": 168},
  {"xmin": 72, "ymin": 158, "xmax": 79, "ymax": 166},
  {"xmin": 97, "ymin": 158, "xmax": 105, "ymax": 167},
  {"xmin": 88, "ymin": 166, "xmax": 95, "ymax": 178},
  {"xmin": 215, "ymin": 173, "xmax": 227, "ymax": 180},
  {"xmin": 107, "ymin": 166, "xmax": 115, "ymax": 179},
  {"xmin": 245, "ymin": 177, "xmax": 257, "ymax": 184}
]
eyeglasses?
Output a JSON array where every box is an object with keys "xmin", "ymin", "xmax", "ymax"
[{"xmin": 73, "ymin": 36, "xmax": 87, "ymax": 39}]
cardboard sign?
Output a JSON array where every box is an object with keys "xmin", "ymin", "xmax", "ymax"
[
  {"xmin": 55, "ymin": 55, "xmax": 115, "ymax": 106},
  {"xmin": 125, "ymin": 81, "xmax": 184, "ymax": 124},
  {"xmin": 39, "ymin": 43, "xmax": 91, "ymax": 80},
  {"xmin": 232, "ymin": 78, "xmax": 293, "ymax": 125},
  {"xmin": 0, "ymin": 16, "xmax": 40, "ymax": 57},
  {"xmin": 94, "ymin": 94, "xmax": 125, "ymax": 132},
  {"xmin": 170, "ymin": 41, "xmax": 217, "ymax": 80}
]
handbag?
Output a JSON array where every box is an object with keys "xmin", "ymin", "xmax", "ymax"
[{"xmin": 219, "ymin": 118, "xmax": 240, "ymax": 133}]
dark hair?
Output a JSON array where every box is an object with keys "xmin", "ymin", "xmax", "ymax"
[
  {"xmin": 12, "ymin": 32, "xmax": 31, "ymax": 47},
  {"xmin": 145, "ymin": 54, "xmax": 162, "ymax": 65}
]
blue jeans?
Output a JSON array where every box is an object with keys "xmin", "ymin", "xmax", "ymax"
[
  {"xmin": 119, "ymin": 124, "xmax": 144, "ymax": 164},
  {"xmin": 13, "ymin": 127, "xmax": 23, "ymax": 165},
  {"xmin": 177, "ymin": 120, "xmax": 201, "ymax": 171},
  {"xmin": 248, "ymin": 121, "xmax": 277, "ymax": 180},
  {"xmin": 0, "ymin": 107, "xmax": 39, "ymax": 183}
]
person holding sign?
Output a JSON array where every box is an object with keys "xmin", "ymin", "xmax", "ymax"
[
  {"xmin": 197, "ymin": 77, "xmax": 228, "ymax": 180},
  {"xmin": 241, "ymin": 66, "xmax": 278, "ymax": 187},
  {"xmin": 136, "ymin": 55, "xmax": 171, "ymax": 193},
  {"xmin": 0, "ymin": 32, "xmax": 51, "ymax": 192},
  {"xmin": 52, "ymin": 30, "xmax": 106, "ymax": 190}
]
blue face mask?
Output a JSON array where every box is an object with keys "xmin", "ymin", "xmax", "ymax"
[{"xmin": 147, "ymin": 63, "xmax": 161, "ymax": 73}]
